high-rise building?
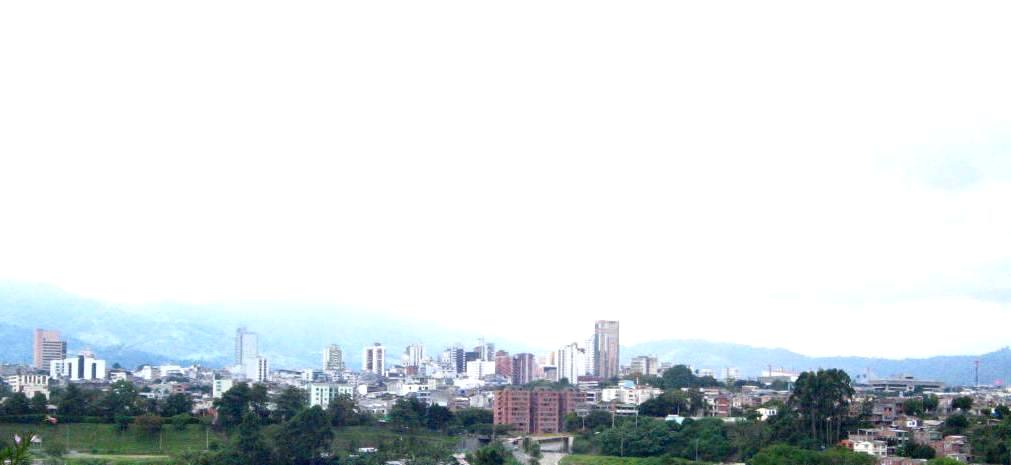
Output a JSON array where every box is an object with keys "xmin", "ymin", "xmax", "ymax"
[
  {"xmin": 512, "ymin": 353, "xmax": 535, "ymax": 385},
  {"xmin": 593, "ymin": 320, "xmax": 619, "ymax": 379},
  {"xmin": 34, "ymin": 329, "xmax": 66, "ymax": 370},
  {"xmin": 494, "ymin": 350, "xmax": 512, "ymax": 380},
  {"xmin": 323, "ymin": 344, "xmax": 344, "ymax": 373},
  {"xmin": 362, "ymin": 343, "xmax": 385, "ymax": 375},
  {"xmin": 404, "ymin": 344, "xmax": 425, "ymax": 368},
  {"xmin": 235, "ymin": 327, "xmax": 259, "ymax": 367},
  {"xmin": 630, "ymin": 355, "xmax": 658, "ymax": 376},
  {"xmin": 246, "ymin": 357, "xmax": 269, "ymax": 383},
  {"xmin": 556, "ymin": 342, "xmax": 586, "ymax": 383}
]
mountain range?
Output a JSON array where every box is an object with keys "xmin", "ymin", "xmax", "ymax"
[{"xmin": 1, "ymin": 281, "xmax": 1007, "ymax": 386}]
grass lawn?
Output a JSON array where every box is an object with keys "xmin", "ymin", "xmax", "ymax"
[
  {"xmin": 560, "ymin": 454, "xmax": 709, "ymax": 465},
  {"xmin": 0, "ymin": 423, "xmax": 223, "ymax": 455},
  {"xmin": 0, "ymin": 423, "xmax": 462, "ymax": 461}
]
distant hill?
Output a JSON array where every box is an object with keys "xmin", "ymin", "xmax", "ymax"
[
  {"xmin": 0, "ymin": 281, "xmax": 511, "ymax": 370},
  {"xmin": 3, "ymin": 281, "xmax": 1007, "ymax": 386},
  {"xmin": 622, "ymin": 339, "xmax": 1011, "ymax": 387}
]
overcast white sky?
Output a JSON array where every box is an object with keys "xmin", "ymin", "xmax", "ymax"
[{"xmin": 2, "ymin": 1, "xmax": 1010, "ymax": 359}]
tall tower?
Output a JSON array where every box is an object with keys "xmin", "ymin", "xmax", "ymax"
[
  {"xmin": 362, "ymin": 343, "xmax": 385, "ymax": 375},
  {"xmin": 235, "ymin": 327, "xmax": 259, "ymax": 367},
  {"xmin": 593, "ymin": 320, "xmax": 620, "ymax": 379},
  {"xmin": 324, "ymin": 344, "xmax": 344, "ymax": 373},
  {"xmin": 34, "ymin": 329, "xmax": 66, "ymax": 370}
]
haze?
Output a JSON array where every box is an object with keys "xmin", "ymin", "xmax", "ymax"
[{"xmin": 1, "ymin": 1, "xmax": 1009, "ymax": 359}]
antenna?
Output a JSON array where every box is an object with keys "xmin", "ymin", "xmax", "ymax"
[{"xmin": 975, "ymin": 360, "xmax": 980, "ymax": 388}]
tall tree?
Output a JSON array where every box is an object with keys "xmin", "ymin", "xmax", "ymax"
[
  {"xmin": 275, "ymin": 406, "xmax": 333, "ymax": 465},
  {"xmin": 272, "ymin": 386, "xmax": 307, "ymax": 423},
  {"xmin": 161, "ymin": 393, "xmax": 193, "ymax": 417},
  {"xmin": 213, "ymin": 382, "xmax": 251, "ymax": 428}
]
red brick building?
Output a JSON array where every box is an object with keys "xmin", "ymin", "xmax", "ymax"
[{"xmin": 494, "ymin": 387, "xmax": 579, "ymax": 434}]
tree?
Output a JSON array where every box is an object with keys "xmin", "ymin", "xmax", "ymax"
[
  {"xmin": 952, "ymin": 396, "xmax": 973, "ymax": 411},
  {"xmin": 324, "ymin": 394, "xmax": 357, "ymax": 427},
  {"xmin": 216, "ymin": 412, "xmax": 273, "ymax": 465},
  {"xmin": 29, "ymin": 393, "xmax": 48, "ymax": 414},
  {"xmin": 275, "ymin": 406, "xmax": 333, "ymax": 465},
  {"xmin": 469, "ymin": 442, "xmax": 508, "ymax": 465},
  {"xmin": 99, "ymin": 380, "xmax": 139, "ymax": 419},
  {"xmin": 213, "ymin": 383, "xmax": 251, "ymax": 429},
  {"xmin": 3, "ymin": 393, "xmax": 31, "ymax": 415},
  {"xmin": 272, "ymin": 386, "xmax": 306, "ymax": 423},
  {"xmin": 899, "ymin": 440, "xmax": 936, "ymax": 459},
  {"xmin": 161, "ymin": 393, "xmax": 193, "ymax": 417},
  {"xmin": 249, "ymin": 384, "xmax": 270, "ymax": 421},
  {"xmin": 903, "ymin": 398, "xmax": 925, "ymax": 416},
  {"xmin": 389, "ymin": 398, "xmax": 425, "ymax": 431},
  {"xmin": 789, "ymin": 369, "xmax": 854, "ymax": 446},
  {"xmin": 943, "ymin": 414, "xmax": 969, "ymax": 436},
  {"xmin": 114, "ymin": 415, "xmax": 131, "ymax": 432},
  {"xmin": 426, "ymin": 404, "xmax": 453, "ymax": 431},
  {"xmin": 134, "ymin": 414, "xmax": 164, "ymax": 436},
  {"xmin": 926, "ymin": 458, "xmax": 964, "ymax": 465},
  {"xmin": 171, "ymin": 413, "xmax": 192, "ymax": 431},
  {"xmin": 922, "ymin": 395, "xmax": 939, "ymax": 413}
]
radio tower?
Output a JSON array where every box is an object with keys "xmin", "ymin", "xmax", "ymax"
[{"xmin": 974, "ymin": 360, "xmax": 980, "ymax": 388}]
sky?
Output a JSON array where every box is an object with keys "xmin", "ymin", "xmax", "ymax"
[{"xmin": 1, "ymin": 1, "xmax": 1010, "ymax": 359}]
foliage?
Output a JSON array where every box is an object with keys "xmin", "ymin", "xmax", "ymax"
[
  {"xmin": 134, "ymin": 415, "xmax": 164, "ymax": 436},
  {"xmin": 162, "ymin": 394, "xmax": 194, "ymax": 418},
  {"xmin": 788, "ymin": 369, "xmax": 854, "ymax": 447},
  {"xmin": 951, "ymin": 396, "xmax": 973, "ymax": 411},
  {"xmin": 274, "ymin": 406, "xmax": 333, "ymax": 465},
  {"xmin": 272, "ymin": 387, "xmax": 307, "ymax": 423},
  {"xmin": 469, "ymin": 442, "xmax": 509, "ymax": 465},
  {"xmin": 0, "ymin": 431, "xmax": 34, "ymax": 465},
  {"xmin": 926, "ymin": 458, "xmax": 963, "ymax": 465},
  {"xmin": 749, "ymin": 444, "xmax": 874, "ymax": 465},
  {"xmin": 898, "ymin": 440, "xmax": 936, "ymax": 459}
]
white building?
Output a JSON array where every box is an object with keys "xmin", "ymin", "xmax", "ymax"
[
  {"xmin": 308, "ymin": 383, "xmax": 355, "ymax": 409},
  {"xmin": 212, "ymin": 378, "xmax": 235, "ymax": 399},
  {"xmin": 245, "ymin": 357, "xmax": 269, "ymax": 383},
  {"xmin": 756, "ymin": 407, "xmax": 778, "ymax": 421},
  {"xmin": 404, "ymin": 344, "xmax": 425, "ymax": 368},
  {"xmin": 51, "ymin": 354, "xmax": 107, "ymax": 381},
  {"xmin": 556, "ymin": 343, "xmax": 586, "ymax": 383},
  {"xmin": 362, "ymin": 343, "xmax": 386, "ymax": 375},
  {"xmin": 853, "ymin": 440, "xmax": 888, "ymax": 458},
  {"xmin": 466, "ymin": 360, "xmax": 496, "ymax": 379},
  {"xmin": 5, "ymin": 374, "xmax": 50, "ymax": 399},
  {"xmin": 235, "ymin": 327, "xmax": 259, "ymax": 367},
  {"xmin": 136, "ymin": 365, "xmax": 160, "ymax": 380},
  {"xmin": 602, "ymin": 383, "xmax": 663, "ymax": 405}
]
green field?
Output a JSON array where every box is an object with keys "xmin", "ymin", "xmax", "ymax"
[
  {"xmin": 560, "ymin": 454, "xmax": 709, "ymax": 465},
  {"xmin": 0, "ymin": 423, "xmax": 221, "ymax": 455},
  {"xmin": 0, "ymin": 423, "xmax": 462, "ymax": 461}
]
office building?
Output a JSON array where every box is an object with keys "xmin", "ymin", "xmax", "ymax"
[
  {"xmin": 323, "ymin": 344, "xmax": 345, "ymax": 374},
  {"xmin": 556, "ymin": 343, "xmax": 586, "ymax": 383},
  {"xmin": 212, "ymin": 378, "xmax": 234, "ymax": 399},
  {"xmin": 362, "ymin": 343, "xmax": 385, "ymax": 375},
  {"xmin": 33, "ymin": 329, "xmax": 66, "ymax": 370},
  {"xmin": 593, "ymin": 320, "xmax": 620, "ymax": 379},
  {"xmin": 235, "ymin": 327, "xmax": 259, "ymax": 367},
  {"xmin": 52, "ymin": 353, "xmax": 107, "ymax": 381},
  {"xmin": 512, "ymin": 353, "xmax": 535, "ymax": 385},
  {"xmin": 494, "ymin": 350, "xmax": 512, "ymax": 379},
  {"xmin": 630, "ymin": 356, "xmax": 659, "ymax": 376},
  {"xmin": 466, "ymin": 360, "xmax": 496, "ymax": 379},
  {"xmin": 404, "ymin": 344, "xmax": 425, "ymax": 368}
]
